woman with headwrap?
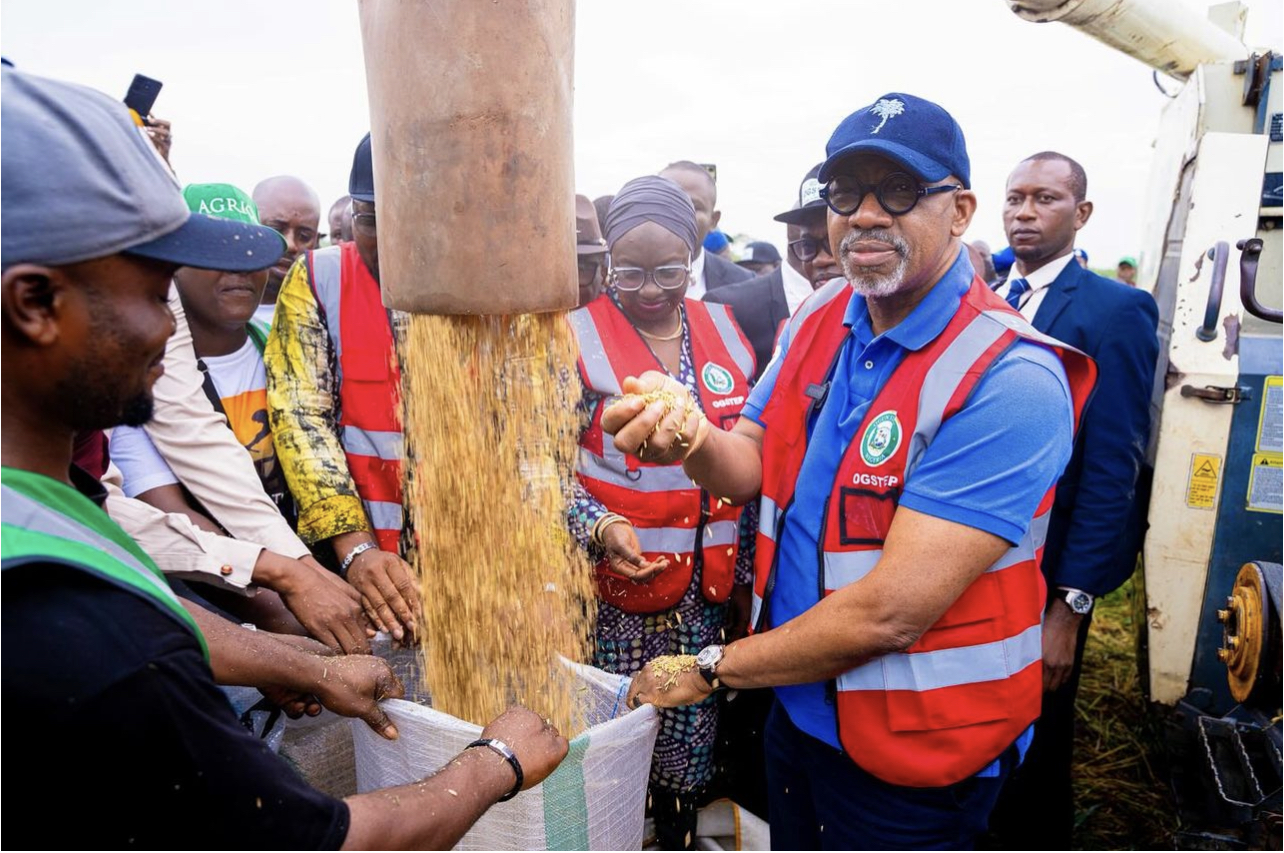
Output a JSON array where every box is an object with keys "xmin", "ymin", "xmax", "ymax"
[{"xmin": 566, "ymin": 176, "xmax": 757, "ymax": 848}]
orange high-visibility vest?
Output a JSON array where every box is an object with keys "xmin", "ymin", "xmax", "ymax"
[
  {"xmin": 305, "ymin": 242, "xmax": 403, "ymax": 554},
  {"xmin": 571, "ymin": 295, "xmax": 755, "ymax": 614},
  {"xmin": 752, "ymin": 276, "xmax": 1097, "ymax": 787}
]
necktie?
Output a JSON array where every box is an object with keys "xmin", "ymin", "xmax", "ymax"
[{"xmin": 1006, "ymin": 277, "xmax": 1030, "ymax": 310}]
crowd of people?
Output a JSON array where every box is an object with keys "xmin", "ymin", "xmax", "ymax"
[{"xmin": 2, "ymin": 57, "xmax": 1160, "ymax": 852}]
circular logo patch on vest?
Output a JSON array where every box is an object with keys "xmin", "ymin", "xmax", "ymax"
[
  {"xmin": 702, "ymin": 362, "xmax": 735, "ymax": 395},
  {"xmin": 860, "ymin": 411, "xmax": 902, "ymax": 467}
]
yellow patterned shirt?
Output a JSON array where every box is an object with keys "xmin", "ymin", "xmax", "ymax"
[{"xmin": 264, "ymin": 256, "xmax": 371, "ymax": 545}]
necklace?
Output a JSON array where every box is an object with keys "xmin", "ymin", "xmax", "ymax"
[{"xmin": 637, "ymin": 314, "xmax": 683, "ymax": 342}]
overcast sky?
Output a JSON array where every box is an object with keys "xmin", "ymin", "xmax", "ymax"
[{"xmin": 4, "ymin": 0, "xmax": 1280, "ymax": 268}]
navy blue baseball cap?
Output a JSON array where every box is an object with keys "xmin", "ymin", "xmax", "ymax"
[
  {"xmin": 818, "ymin": 93, "xmax": 970, "ymax": 189},
  {"xmin": 1, "ymin": 67, "xmax": 287, "ymax": 272},
  {"xmin": 349, "ymin": 133, "xmax": 375, "ymax": 202}
]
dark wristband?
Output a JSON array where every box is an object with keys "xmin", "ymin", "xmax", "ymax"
[{"xmin": 466, "ymin": 738, "xmax": 524, "ymax": 801}]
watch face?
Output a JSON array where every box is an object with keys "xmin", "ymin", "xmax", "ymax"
[
  {"xmin": 695, "ymin": 645, "xmax": 722, "ymax": 669},
  {"xmin": 1069, "ymin": 592, "xmax": 1092, "ymax": 613}
]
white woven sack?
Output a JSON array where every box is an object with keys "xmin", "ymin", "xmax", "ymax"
[{"xmin": 352, "ymin": 660, "xmax": 659, "ymax": 850}]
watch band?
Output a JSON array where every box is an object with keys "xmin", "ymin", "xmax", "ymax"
[
  {"xmin": 466, "ymin": 738, "xmax": 524, "ymax": 801},
  {"xmin": 338, "ymin": 541, "xmax": 377, "ymax": 578}
]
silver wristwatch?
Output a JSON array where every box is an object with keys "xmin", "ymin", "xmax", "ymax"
[
  {"xmin": 695, "ymin": 644, "xmax": 725, "ymax": 688},
  {"xmin": 1060, "ymin": 588, "xmax": 1094, "ymax": 615}
]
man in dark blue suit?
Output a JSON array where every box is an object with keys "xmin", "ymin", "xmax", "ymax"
[
  {"xmin": 988, "ymin": 152, "xmax": 1160, "ymax": 848},
  {"xmin": 659, "ymin": 161, "xmax": 754, "ymax": 298}
]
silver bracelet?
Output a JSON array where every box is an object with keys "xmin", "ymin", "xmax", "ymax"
[{"xmin": 339, "ymin": 541, "xmax": 377, "ymax": 578}]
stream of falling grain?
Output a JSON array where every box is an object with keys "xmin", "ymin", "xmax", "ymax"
[{"xmin": 399, "ymin": 312, "xmax": 594, "ymax": 736}]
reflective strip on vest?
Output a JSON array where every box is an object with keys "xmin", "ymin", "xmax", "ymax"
[
  {"xmin": 342, "ymin": 427, "xmax": 403, "ymax": 462},
  {"xmin": 706, "ymin": 303, "xmax": 756, "ymax": 381},
  {"xmin": 568, "ymin": 307, "xmax": 621, "ymax": 396},
  {"xmin": 837, "ymin": 622, "xmax": 1042, "ymax": 693},
  {"xmin": 905, "ymin": 313, "xmax": 1009, "ymax": 480},
  {"xmin": 823, "ymin": 510, "xmax": 1050, "ymax": 590},
  {"xmin": 759, "ymin": 495, "xmax": 781, "ymax": 543},
  {"xmin": 988, "ymin": 511, "xmax": 1051, "ymax": 574},
  {"xmin": 750, "ymin": 590, "xmax": 763, "ymax": 626},
  {"xmin": 577, "ymin": 446, "xmax": 696, "ymax": 493},
  {"xmin": 634, "ymin": 519, "xmax": 738, "ymax": 554},
  {"xmin": 1, "ymin": 485, "xmax": 182, "ymax": 609},
  {"xmin": 364, "ymin": 499, "xmax": 403, "ymax": 532},
  {"xmin": 310, "ymin": 246, "xmax": 345, "ymax": 369}
]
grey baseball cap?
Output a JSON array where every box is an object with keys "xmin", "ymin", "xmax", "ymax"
[{"xmin": 1, "ymin": 66, "xmax": 285, "ymax": 271}]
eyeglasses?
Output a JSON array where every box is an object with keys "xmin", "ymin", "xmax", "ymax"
[
  {"xmin": 608, "ymin": 260, "xmax": 690, "ymax": 292},
  {"xmin": 788, "ymin": 235, "xmax": 831, "ymax": 262},
  {"xmin": 578, "ymin": 255, "xmax": 605, "ymax": 286},
  {"xmin": 820, "ymin": 173, "xmax": 962, "ymax": 217},
  {"xmin": 352, "ymin": 212, "xmax": 376, "ymax": 237}
]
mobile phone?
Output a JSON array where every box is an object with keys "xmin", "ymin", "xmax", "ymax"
[{"xmin": 124, "ymin": 74, "xmax": 163, "ymax": 120}]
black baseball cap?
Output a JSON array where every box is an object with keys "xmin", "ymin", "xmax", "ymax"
[
  {"xmin": 773, "ymin": 164, "xmax": 826, "ymax": 225},
  {"xmin": 349, "ymin": 133, "xmax": 375, "ymax": 202}
]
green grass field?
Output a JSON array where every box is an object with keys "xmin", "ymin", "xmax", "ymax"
[{"xmin": 1072, "ymin": 575, "xmax": 1178, "ymax": 849}]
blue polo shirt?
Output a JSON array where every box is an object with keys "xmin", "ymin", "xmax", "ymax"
[{"xmin": 743, "ymin": 248, "xmax": 1074, "ymax": 755}]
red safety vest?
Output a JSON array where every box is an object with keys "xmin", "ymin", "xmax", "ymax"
[
  {"xmin": 571, "ymin": 295, "xmax": 755, "ymax": 614},
  {"xmin": 305, "ymin": 242, "xmax": 404, "ymax": 554},
  {"xmin": 751, "ymin": 275, "xmax": 1097, "ymax": 788}
]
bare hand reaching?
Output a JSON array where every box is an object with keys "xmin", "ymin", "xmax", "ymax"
[
  {"xmin": 601, "ymin": 372, "xmax": 709, "ymax": 465},
  {"xmin": 599, "ymin": 519, "xmax": 669, "ymax": 583},
  {"xmin": 479, "ymin": 707, "xmax": 570, "ymax": 792}
]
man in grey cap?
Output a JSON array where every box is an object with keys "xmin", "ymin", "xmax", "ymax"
[
  {"xmin": 575, "ymin": 193, "xmax": 608, "ymax": 307},
  {"xmin": 736, "ymin": 241, "xmax": 782, "ymax": 276},
  {"xmin": 1, "ymin": 65, "xmax": 567, "ymax": 849}
]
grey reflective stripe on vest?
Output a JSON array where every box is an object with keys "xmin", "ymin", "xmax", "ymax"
[
  {"xmin": 705, "ymin": 303, "xmax": 756, "ymax": 381},
  {"xmin": 981, "ymin": 308, "xmax": 1062, "ymax": 348},
  {"xmin": 577, "ymin": 446, "xmax": 696, "ymax": 493},
  {"xmin": 824, "ymin": 549, "xmax": 882, "ymax": 588},
  {"xmin": 836, "ymin": 622, "xmax": 1041, "ymax": 692},
  {"xmin": 364, "ymin": 499, "xmax": 403, "ymax": 532},
  {"xmin": 568, "ymin": 307, "xmax": 620, "ymax": 396},
  {"xmin": 635, "ymin": 519, "xmax": 738, "ymax": 555},
  {"xmin": 310, "ymin": 246, "xmax": 345, "ymax": 379},
  {"xmin": 750, "ymin": 590, "xmax": 763, "ymax": 626},
  {"xmin": 0, "ymin": 485, "xmax": 181, "ymax": 608},
  {"xmin": 342, "ymin": 427, "xmax": 403, "ymax": 462},
  {"xmin": 758, "ymin": 495, "xmax": 781, "ymax": 543},
  {"xmin": 986, "ymin": 509, "xmax": 1051, "ymax": 573},
  {"xmin": 904, "ymin": 313, "xmax": 1009, "ymax": 481},
  {"xmin": 786, "ymin": 276, "xmax": 849, "ymax": 339}
]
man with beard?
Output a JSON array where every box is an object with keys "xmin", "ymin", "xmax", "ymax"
[
  {"xmin": 252, "ymin": 175, "xmax": 321, "ymax": 326},
  {"xmin": 1, "ymin": 65, "xmax": 568, "ymax": 850},
  {"xmin": 604, "ymin": 93, "xmax": 1098, "ymax": 848},
  {"xmin": 707, "ymin": 164, "xmax": 842, "ymax": 380},
  {"xmin": 575, "ymin": 193, "xmax": 608, "ymax": 307}
]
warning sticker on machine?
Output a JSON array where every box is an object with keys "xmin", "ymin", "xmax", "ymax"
[
  {"xmin": 1247, "ymin": 454, "xmax": 1283, "ymax": 514},
  {"xmin": 1257, "ymin": 376, "xmax": 1282, "ymax": 454},
  {"xmin": 1186, "ymin": 453, "xmax": 1221, "ymax": 510}
]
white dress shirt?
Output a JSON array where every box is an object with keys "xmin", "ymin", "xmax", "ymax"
[
  {"xmin": 996, "ymin": 251, "xmax": 1076, "ymax": 321},
  {"xmin": 686, "ymin": 248, "xmax": 709, "ymax": 300},
  {"xmin": 781, "ymin": 261, "xmax": 815, "ymax": 315}
]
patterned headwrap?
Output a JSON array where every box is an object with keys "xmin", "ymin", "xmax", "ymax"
[{"xmin": 603, "ymin": 176, "xmax": 698, "ymax": 254}]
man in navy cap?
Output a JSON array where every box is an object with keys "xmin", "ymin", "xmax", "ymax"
[
  {"xmin": 266, "ymin": 133, "xmax": 421, "ymax": 645},
  {"xmin": 606, "ymin": 93, "xmax": 1098, "ymax": 848},
  {"xmin": 1, "ymin": 65, "xmax": 567, "ymax": 850}
]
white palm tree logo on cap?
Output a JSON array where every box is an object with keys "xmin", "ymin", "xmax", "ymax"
[{"xmin": 869, "ymin": 98, "xmax": 905, "ymax": 134}]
